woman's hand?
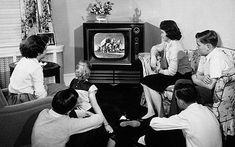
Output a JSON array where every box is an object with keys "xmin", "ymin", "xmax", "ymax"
[
  {"xmin": 44, "ymin": 84, "xmax": 48, "ymax": 91},
  {"xmin": 104, "ymin": 124, "xmax": 114, "ymax": 134},
  {"xmin": 150, "ymin": 64, "xmax": 157, "ymax": 72},
  {"xmin": 150, "ymin": 59, "xmax": 157, "ymax": 70},
  {"xmin": 203, "ymin": 75, "xmax": 212, "ymax": 85}
]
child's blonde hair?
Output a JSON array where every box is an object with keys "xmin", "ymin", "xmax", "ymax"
[{"xmin": 75, "ymin": 60, "xmax": 91, "ymax": 80}]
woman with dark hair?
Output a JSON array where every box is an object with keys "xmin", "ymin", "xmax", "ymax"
[
  {"xmin": 140, "ymin": 20, "xmax": 192, "ymax": 119},
  {"xmin": 8, "ymin": 34, "xmax": 67, "ymax": 105}
]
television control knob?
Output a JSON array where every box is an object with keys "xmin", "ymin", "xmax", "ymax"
[
  {"xmin": 134, "ymin": 37, "xmax": 139, "ymax": 42},
  {"xmin": 133, "ymin": 27, "xmax": 140, "ymax": 34},
  {"xmin": 135, "ymin": 42, "xmax": 139, "ymax": 54}
]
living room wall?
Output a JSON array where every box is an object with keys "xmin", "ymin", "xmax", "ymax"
[{"xmin": 51, "ymin": 0, "xmax": 235, "ymax": 82}]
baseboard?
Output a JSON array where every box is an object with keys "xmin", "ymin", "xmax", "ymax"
[{"xmin": 63, "ymin": 73, "xmax": 75, "ymax": 86}]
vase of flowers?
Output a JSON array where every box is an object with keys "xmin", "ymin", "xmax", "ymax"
[
  {"xmin": 88, "ymin": 0, "xmax": 114, "ymax": 22},
  {"xmin": 95, "ymin": 14, "xmax": 108, "ymax": 22}
]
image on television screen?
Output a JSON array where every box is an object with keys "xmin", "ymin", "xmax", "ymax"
[{"xmin": 94, "ymin": 33, "xmax": 125, "ymax": 58}]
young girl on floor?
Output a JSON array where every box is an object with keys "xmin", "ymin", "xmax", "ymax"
[{"xmin": 69, "ymin": 60, "xmax": 116, "ymax": 146}]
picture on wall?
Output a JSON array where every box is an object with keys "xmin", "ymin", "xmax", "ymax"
[{"xmin": 37, "ymin": 32, "xmax": 55, "ymax": 45}]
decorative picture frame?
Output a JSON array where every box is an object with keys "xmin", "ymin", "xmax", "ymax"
[{"xmin": 37, "ymin": 32, "xmax": 55, "ymax": 45}]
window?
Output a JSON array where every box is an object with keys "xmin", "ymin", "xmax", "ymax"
[
  {"xmin": 0, "ymin": 0, "xmax": 21, "ymax": 88},
  {"xmin": 0, "ymin": 0, "xmax": 21, "ymax": 51}
]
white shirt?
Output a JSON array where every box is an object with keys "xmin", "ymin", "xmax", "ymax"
[
  {"xmin": 150, "ymin": 103, "xmax": 222, "ymax": 147},
  {"xmin": 197, "ymin": 47, "xmax": 235, "ymax": 78},
  {"xmin": 155, "ymin": 40, "xmax": 192, "ymax": 75},
  {"xmin": 31, "ymin": 109, "xmax": 103, "ymax": 147},
  {"xmin": 75, "ymin": 84, "xmax": 98, "ymax": 111},
  {"xmin": 8, "ymin": 57, "xmax": 47, "ymax": 98}
]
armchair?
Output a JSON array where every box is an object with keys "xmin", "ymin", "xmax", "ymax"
[
  {"xmin": 212, "ymin": 73, "xmax": 235, "ymax": 137},
  {"xmin": 0, "ymin": 88, "xmax": 53, "ymax": 147}
]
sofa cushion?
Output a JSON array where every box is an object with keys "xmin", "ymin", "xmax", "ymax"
[
  {"xmin": 188, "ymin": 50, "xmax": 201, "ymax": 73},
  {"xmin": 221, "ymin": 47, "xmax": 235, "ymax": 64}
]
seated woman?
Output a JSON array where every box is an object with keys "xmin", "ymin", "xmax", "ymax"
[
  {"xmin": 8, "ymin": 34, "xmax": 67, "ymax": 105},
  {"xmin": 140, "ymin": 20, "xmax": 192, "ymax": 119},
  {"xmin": 169, "ymin": 30, "xmax": 235, "ymax": 116}
]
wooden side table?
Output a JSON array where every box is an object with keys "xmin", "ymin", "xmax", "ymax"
[{"xmin": 9, "ymin": 61, "xmax": 61, "ymax": 83}]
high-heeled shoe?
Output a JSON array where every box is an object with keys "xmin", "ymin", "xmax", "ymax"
[{"xmin": 141, "ymin": 113, "xmax": 155, "ymax": 120}]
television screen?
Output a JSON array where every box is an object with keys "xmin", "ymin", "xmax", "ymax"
[{"xmin": 94, "ymin": 33, "xmax": 125, "ymax": 59}]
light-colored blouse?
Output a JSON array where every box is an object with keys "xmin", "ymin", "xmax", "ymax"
[
  {"xmin": 8, "ymin": 57, "xmax": 47, "ymax": 98},
  {"xmin": 75, "ymin": 84, "xmax": 97, "ymax": 111},
  {"xmin": 153, "ymin": 40, "xmax": 192, "ymax": 76}
]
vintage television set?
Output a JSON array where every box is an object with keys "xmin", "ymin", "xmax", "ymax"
[
  {"xmin": 83, "ymin": 22, "xmax": 144, "ymax": 83},
  {"xmin": 83, "ymin": 22, "xmax": 144, "ymax": 69}
]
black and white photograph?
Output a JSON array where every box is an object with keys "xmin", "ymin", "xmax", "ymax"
[{"xmin": 0, "ymin": 0, "xmax": 235, "ymax": 147}]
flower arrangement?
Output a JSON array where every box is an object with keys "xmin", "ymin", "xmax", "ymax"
[{"xmin": 88, "ymin": 0, "xmax": 114, "ymax": 16}]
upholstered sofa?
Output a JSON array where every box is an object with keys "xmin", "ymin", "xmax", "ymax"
[
  {"xmin": 138, "ymin": 47, "xmax": 235, "ymax": 139},
  {"xmin": 0, "ymin": 88, "xmax": 53, "ymax": 147}
]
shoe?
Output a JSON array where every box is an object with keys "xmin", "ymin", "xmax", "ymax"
[
  {"xmin": 139, "ymin": 115, "xmax": 155, "ymax": 121},
  {"xmin": 108, "ymin": 132, "xmax": 117, "ymax": 142},
  {"xmin": 119, "ymin": 115, "xmax": 128, "ymax": 121},
  {"xmin": 120, "ymin": 120, "xmax": 141, "ymax": 127},
  {"xmin": 141, "ymin": 114, "xmax": 155, "ymax": 120},
  {"xmin": 137, "ymin": 136, "xmax": 146, "ymax": 146},
  {"xmin": 133, "ymin": 142, "xmax": 146, "ymax": 147}
]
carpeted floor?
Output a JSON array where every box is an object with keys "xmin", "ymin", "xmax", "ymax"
[
  {"xmin": 96, "ymin": 83, "xmax": 146, "ymax": 119},
  {"xmin": 95, "ymin": 83, "xmax": 147, "ymax": 147}
]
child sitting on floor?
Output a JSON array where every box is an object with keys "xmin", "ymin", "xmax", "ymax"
[
  {"xmin": 32, "ymin": 88, "xmax": 113, "ymax": 147},
  {"xmin": 69, "ymin": 60, "xmax": 116, "ymax": 144}
]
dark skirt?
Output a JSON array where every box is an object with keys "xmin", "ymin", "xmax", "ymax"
[
  {"xmin": 140, "ymin": 72, "xmax": 192, "ymax": 93},
  {"xmin": 7, "ymin": 83, "xmax": 68, "ymax": 105},
  {"xmin": 7, "ymin": 93, "xmax": 37, "ymax": 105}
]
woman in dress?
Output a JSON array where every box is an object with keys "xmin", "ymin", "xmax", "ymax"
[{"xmin": 140, "ymin": 20, "xmax": 192, "ymax": 119}]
